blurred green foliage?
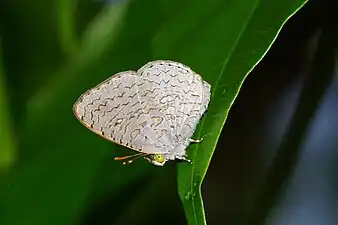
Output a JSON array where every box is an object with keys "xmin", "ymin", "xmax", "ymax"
[
  {"xmin": 0, "ymin": 42, "xmax": 16, "ymax": 170},
  {"xmin": 0, "ymin": 0, "xmax": 308, "ymax": 225}
]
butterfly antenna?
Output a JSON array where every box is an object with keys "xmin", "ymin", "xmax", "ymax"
[
  {"xmin": 114, "ymin": 152, "xmax": 145, "ymax": 161},
  {"xmin": 122, "ymin": 153, "xmax": 152, "ymax": 165},
  {"xmin": 114, "ymin": 153, "xmax": 151, "ymax": 165}
]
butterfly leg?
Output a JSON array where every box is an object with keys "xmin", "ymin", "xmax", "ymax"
[
  {"xmin": 144, "ymin": 157, "xmax": 150, "ymax": 161},
  {"xmin": 188, "ymin": 137, "xmax": 204, "ymax": 143},
  {"xmin": 176, "ymin": 155, "xmax": 192, "ymax": 164}
]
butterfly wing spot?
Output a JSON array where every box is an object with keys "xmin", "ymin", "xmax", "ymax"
[
  {"xmin": 160, "ymin": 95, "xmax": 174, "ymax": 104},
  {"xmin": 114, "ymin": 118, "xmax": 124, "ymax": 126},
  {"xmin": 150, "ymin": 116, "xmax": 164, "ymax": 128},
  {"xmin": 130, "ymin": 129, "xmax": 141, "ymax": 139},
  {"xmin": 140, "ymin": 121, "xmax": 147, "ymax": 127}
]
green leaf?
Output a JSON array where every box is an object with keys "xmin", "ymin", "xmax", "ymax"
[
  {"xmin": 33, "ymin": 3, "xmax": 129, "ymax": 112},
  {"xmin": 57, "ymin": 0, "xmax": 79, "ymax": 57},
  {"xmin": 150, "ymin": 0, "xmax": 309, "ymax": 224},
  {"xmin": 0, "ymin": 40, "xmax": 16, "ymax": 172},
  {"xmin": 0, "ymin": 0, "xmax": 65, "ymax": 96}
]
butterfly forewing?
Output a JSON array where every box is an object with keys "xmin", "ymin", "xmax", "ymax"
[{"xmin": 73, "ymin": 71, "xmax": 145, "ymax": 151}]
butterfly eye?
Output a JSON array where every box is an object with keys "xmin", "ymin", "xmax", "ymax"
[{"xmin": 154, "ymin": 154, "xmax": 164, "ymax": 163}]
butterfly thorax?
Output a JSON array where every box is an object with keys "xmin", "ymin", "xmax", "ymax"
[{"xmin": 147, "ymin": 140, "xmax": 190, "ymax": 166}]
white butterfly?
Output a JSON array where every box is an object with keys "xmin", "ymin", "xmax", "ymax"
[{"xmin": 73, "ymin": 60, "xmax": 211, "ymax": 166}]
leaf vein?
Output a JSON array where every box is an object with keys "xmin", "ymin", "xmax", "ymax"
[{"xmin": 188, "ymin": 0, "xmax": 261, "ymax": 224}]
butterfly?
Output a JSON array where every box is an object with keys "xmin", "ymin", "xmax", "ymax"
[{"xmin": 73, "ymin": 60, "xmax": 211, "ymax": 166}]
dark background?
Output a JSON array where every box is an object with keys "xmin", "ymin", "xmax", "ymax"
[{"xmin": 205, "ymin": 0, "xmax": 338, "ymax": 224}]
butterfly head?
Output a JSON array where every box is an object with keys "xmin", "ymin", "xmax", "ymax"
[{"xmin": 144, "ymin": 153, "xmax": 167, "ymax": 166}]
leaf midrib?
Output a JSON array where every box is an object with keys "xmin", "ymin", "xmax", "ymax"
[{"xmin": 188, "ymin": 0, "xmax": 261, "ymax": 223}]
